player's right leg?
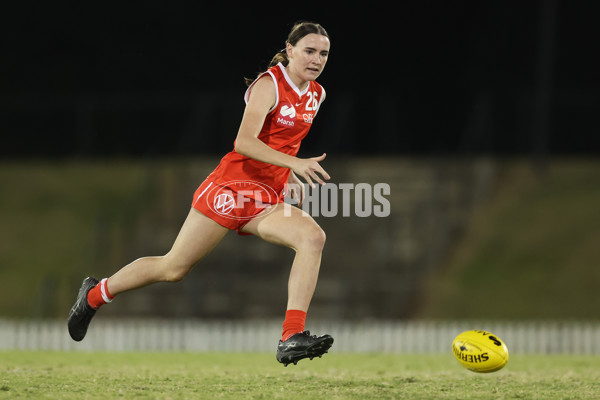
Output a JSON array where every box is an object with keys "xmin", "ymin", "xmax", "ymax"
[
  {"xmin": 240, "ymin": 202, "xmax": 333, "ymax": 366},
  {"xmin": 68, "ymin": 209, "xmax": 228, "ymax": 341}
]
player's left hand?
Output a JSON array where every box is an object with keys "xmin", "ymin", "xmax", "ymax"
[{"xmin": 290, "ymin": 153, "xmax": 330, "ymax": 189}]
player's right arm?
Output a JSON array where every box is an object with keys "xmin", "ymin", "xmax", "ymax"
[{"xmin": 234, "ymin": 76, "xmax": 330, "ymax": 188}]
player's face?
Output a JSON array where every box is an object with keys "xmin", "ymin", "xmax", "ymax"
[{"xmin": 287, "ymin": 33, "xmax": 330, "ymax": 82}]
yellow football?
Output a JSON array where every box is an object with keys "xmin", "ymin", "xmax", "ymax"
[{"xmin": 452, "ymin": 330, "xmax": 509, "ymax": 373}]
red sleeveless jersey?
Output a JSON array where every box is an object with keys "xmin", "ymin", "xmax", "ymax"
[{"xmin": 206, "ymin": 62, "xmax": 325, "ymax": 200}]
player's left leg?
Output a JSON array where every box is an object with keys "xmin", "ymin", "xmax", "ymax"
[{"xmin": 240, "ymin": 202, "xmax": 333, "ymax": 366}]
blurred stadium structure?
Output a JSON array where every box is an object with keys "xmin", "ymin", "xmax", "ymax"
[
  {"xmin": 0, "ymin": 158, "xmax": 497, "ymax": 320},
  {"xmin": 1, "ymin": 158, "xmax": 598, "ymax": 321}
]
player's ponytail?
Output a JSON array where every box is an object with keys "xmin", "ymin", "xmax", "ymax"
[
  {"xmin": 244, "ymin": 21, "xmax": 329, "ymax": 86},
  {"xmin": 268, "ymin": 48, "xmax": 289, "ymax": 69}
]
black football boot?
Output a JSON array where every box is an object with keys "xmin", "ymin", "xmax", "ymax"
[
  {"xmin": 67, "ymin": 277, "xmax": 99, "ymax": 341},
  {"xmin": 276, "ymin": 331, "xmax": 334, "ymax": 366}
]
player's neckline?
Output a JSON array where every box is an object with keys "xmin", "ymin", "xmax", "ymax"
[{"xmin": 278, "ymin": 63, "xmax": 309, "ymax": 97}]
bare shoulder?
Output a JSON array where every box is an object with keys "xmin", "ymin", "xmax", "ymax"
[
  {"xmin": 251, "ymin": 74, "xmax": 276, "ymax": 90},
  {"xmin": 248, "ymin": 75, "xmax": 276, "ymax": 105}
]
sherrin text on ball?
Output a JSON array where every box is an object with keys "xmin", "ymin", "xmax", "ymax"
[{"xmin": 452, "ymin": 330, "xmax": 509, "ymax": 373}]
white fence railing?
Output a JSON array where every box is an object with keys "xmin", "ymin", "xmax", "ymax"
[{"xmin": 1, "ymin": 319, "xmax": 599, "ymax": 354}]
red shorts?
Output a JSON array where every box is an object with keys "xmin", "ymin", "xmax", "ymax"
[{"xmin": 191, "ymin": 179, "xmax": 284, "ymax": 234}]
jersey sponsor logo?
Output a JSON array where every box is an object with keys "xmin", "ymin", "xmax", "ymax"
[
  {"xmin": 280, "ymin": 104, "xmax": 296, "ymax": 118},
  {"xmin": 276, "ymin": 102, "xmax": 296, "ymax": 128},
  {"xmin": 303, "ymin": 113, "xmax": 314, "ymax": 123}
]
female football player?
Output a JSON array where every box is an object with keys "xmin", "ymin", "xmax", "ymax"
[{"xmin": 68, "ymin": 21, "xmax": 333, "ymax": 366}]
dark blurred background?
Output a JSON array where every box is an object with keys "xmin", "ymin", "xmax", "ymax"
[
  {"xmin": 1, "ymin": 1, "xmax": 599, "ymax": 320},
  {"xmin": 3, "ymin": 1, "xmax": 598, "ymax": 157}
]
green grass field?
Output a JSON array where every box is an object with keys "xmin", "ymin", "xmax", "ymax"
[{"xmin": 1, "ymin": 352, "xmax": 599, "ymax": 399}]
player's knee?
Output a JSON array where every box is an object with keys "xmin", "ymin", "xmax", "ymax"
[
  {"xmin": 297, "ymin": 225, "xmax": 326, "ymax": 253},
  {"xmin": 314, "ymin": 227, "xmax": 327, "ymax": 250},
  {"xmin": 161, "ymin": 257, "xmax": 193, "ymax": 282},
  {"xmin": 164, "ymin": 265, "xmax": 191, "ymax": 282}
]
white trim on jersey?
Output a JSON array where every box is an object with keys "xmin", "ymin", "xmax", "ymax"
[
  {"xmin": 244, "ymin": 71, "xmax": 279, "ymax": 113},
  {"xmin": 277, "ymin": 63, "xmax": 310, "ymax": 97},
  {"xmin": 314, "ymin": 87, "xmax": 326, "ymax": 118}
]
